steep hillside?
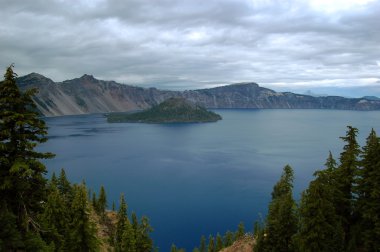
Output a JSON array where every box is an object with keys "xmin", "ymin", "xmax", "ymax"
[{"xmin": 16, "ymin": 73, "xmax": 380, "ymax": 116}]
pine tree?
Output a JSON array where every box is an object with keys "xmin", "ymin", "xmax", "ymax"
[
  {"xmin": 115, "ymin": 193, "xmax": 128, "ymax": 250},
  {"xmin": 97, "ymin": 185, "xmax": 107, "ymax": 220},
  {"xmin": 253, "ymin": 221, "xmax": 265, "ymax": 252},
  {"xmin": 265, "ymin": 165, "xmax": 298, "ymax": 252},
  {"xmin": 171, "ymin": 244, "xmax": 178, "ymax": 252},
  {"xmin": 235, "ymin": 222, "xmax": 245, "ymax": 240},
  {"xmin": 335, "ymin": 126, "xmax": 360, "ymax": 249},
  {"xmin": 0, "ymin": 65, "xmax": 54, "ymax": 250},
  {"xmin": 121, "ymin": 219, "xmax": 136, "ymax": 252},
  {"xmin": 207, "ymin": 235, "xmax": 215, "ymax": 252},
  {"xmin": 65, "ymin": 184, "xmax": 99, "ymax": 251},
  {"xmin": 200, "ymin": 235, "xmax": 206, "ymax": 252},
  {"xmin": 136, "ymin": 216, "xmax": 153, "ymax": 252},
  {"xmin": 357, "ymin": 129, "xmax": 380, "ymax": 250},
  {"xmin": 57, "ymin": 168, "xmax": 72, "ymax": 200},
  {"xmin": 40, "ymin": 182, "xmax": 68, "ymax": 251},
  {"xmin": 223, "ymin": 231, "xmax": 234, "ymax": 247},
  {"xmin": 216, "ymin": 233, "xmax": 223, "ymax": 251},
  {"xmin": 297, "ymin": 161, "xmax": 344, "ymax": 252},
  {"xmin": 92, "ymin": 191, "xmax": 97, "ymax": 211}
]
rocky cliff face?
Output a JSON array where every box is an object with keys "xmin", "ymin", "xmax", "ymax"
[{"xmin": 16, "ymin": 73, "xmax": 380, "ymax": 116}]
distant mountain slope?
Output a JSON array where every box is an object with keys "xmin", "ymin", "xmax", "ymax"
[{"xmin": 16, "ymin": 73, "xmax": 380, "ymax": 116}]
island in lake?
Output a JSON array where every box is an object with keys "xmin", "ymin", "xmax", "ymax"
[{"xmin": 106, "ymin": 97, "xmax": 222, "ymax": 123}]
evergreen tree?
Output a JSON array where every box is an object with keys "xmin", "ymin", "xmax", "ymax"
[
  {"xmin": 171, "ymin": 244, "xmax": 178, "ymax": 252},
  {"xmin": 265, "ymin": 165, "xmax": 298, "ymax": 252},
  {"xmin": 136, "ymin": 216, "xmax": 153, "ymax": 252},
  {"xmin": 207, "ymin": 235, "xmax": 215, "ymax": 252},
  {"xmin": 121, "ymin": 219, "xmax": 136, "ymax": 252},
  {"xmin": 357, "ymin": 129, "xmax": 380, "ymax": 250},
  {"xmin": 97, "ymin": 185, "xmax": 107, "ymax": 219},
  {"xmin": 40, "ymin": 182, "xmax": 68, "ymax": 251},
  {"xmin": 253, "ymin": 221, "xmax": 265, "ymax": 252},
  {"xmin": 57, "ymin": 168, "xmax": 72, "ymax": 201},
  {"xmin": 335, "ymin": 126, "xmax": 360, "ymax": 249},
  {"xmin": 297, "ymin": 164, "xmax": 344, "ymax": 252},
  {"xmin": 65, "ymin": 184, "xmax": 99, "ymax": 251},
  {"xmin": 223, "ymin": 231, "xmax": 234, "ymax": 247},
  {"xmin": 0, "ymin": 65, "xmax": 54, "ymax": 250},
  {"xmin": 92, "ymin": 191, "xmax": 97, "ymax": 211},
  {"xmin": 115, "ymin": 193, "xmax": 128, "ymax": 250},
  {"xmin": 200, "ymin": 235, "xmax": 206, "ymax": 252},
  {"xmin": 235, "ymin": 222, "xmax": 245, "ymax": 240},
  {"xmin": 216, "ymin": 233, "xmax": 223, "ymax": 251}
]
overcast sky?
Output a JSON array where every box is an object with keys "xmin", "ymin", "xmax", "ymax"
[{"xmin": 1, "ymin": 0, "xmax": 380, "ymax": 96}]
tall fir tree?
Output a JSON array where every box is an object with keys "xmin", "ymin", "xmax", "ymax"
[
  {"xmin": 0, "ymin": 65, "xmax": 54, "ymax": 250},
  {"xmin": 216, "ymin": 233, "xmax": 223, "ymax": 251},
  {"xmin": 335, "ymin": 126, "xmax": 360, "ymax": 250},
  {"xmin": 40, "ymin": 182, "xmax": 68, "ymax": 251},
  {"xmin": 136, "ymin": 216, "xmax": 153, "ymax": 252},
  {"xmin": 265, "ymin": 165, "xmax": 298, "ymax": 252},
  {"xmin": 207, "ymin": 235, "xmax": 215, "ymax": 252},
  {"xmin": 97, "ymin": 185, "xmax": 107, "ymax": 220},
  {"xmin": 115, "ymin": 193, "xmax": 128, "ymax": 250},
  {"xmin": 57, "ymin": 168, "xmax": 72, "ymax": 200},
  {"xmin": 199, "ymin": 235, "xmax": 207, "ymax": 252},
  {"xmin": 235, "ymin": 222, "xmax": 245, "ymax": 240},
  {"xmin": 65, "ymin": 184, "xmax": 99, "ymax": 251},
  {"xmin": 357, "ymin": 129, "xmax": 380, "ymax": 250},
  {"xmin": 297, "ymin": 155, "xmax": 344, "ymax": 252},
  {"xmin": 223, "ymin": 231, "xmax": 234, "ymax": 247}
]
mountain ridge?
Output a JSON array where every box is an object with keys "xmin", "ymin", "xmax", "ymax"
[{"xmin": 16, "ymin": 73, "xmax": 380, "ymax": 116}]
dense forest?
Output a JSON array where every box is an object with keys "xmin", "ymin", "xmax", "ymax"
[{"xmin": 1, "ymin": 65, "xmax": 380, "ymax": 251}]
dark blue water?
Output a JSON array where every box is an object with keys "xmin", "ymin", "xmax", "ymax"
[{"xmin": 39, "ymin": 109, "xmax": 380, "ymax": 251}]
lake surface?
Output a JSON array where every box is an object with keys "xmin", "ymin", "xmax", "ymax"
[{"xmin": 39, "ymin": 109, "xmax": 380, "ymax": 251}]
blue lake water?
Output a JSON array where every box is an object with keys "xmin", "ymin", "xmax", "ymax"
[{"xmin": 39, "ymin": 109, "xmax": 380, "ymax": 251}]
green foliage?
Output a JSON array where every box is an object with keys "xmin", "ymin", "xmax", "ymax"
[
  {"xmin": 356, "ymin": 129, "xmax": 380, "ymax": 250},
  {"xmin": 199, "ymin": 235, "xmax": 207, "ymax": 252},
  {"xmin": 253, "ymin": 221, "xmax": 265, "ymax": 252},
  {"xmin": 215, "ymin": 233, "xmax": 223, "ymax": 251},
  {"xmin": 297, "ymin": 157, "xmax": 344, "ymax": 252},
  {"xmin": 65, "ymin": 184, "xmax": 99, "ymax": 251},
  {"xmin": 115, "ymin": 194, "xmax": 128, "ymax": 250},
  {"xmin": 222, "ymin": 231, "xmax": 234, "ymax": 247},
  {"xmin": 0, "ymin": 65, "xmax": 54, "ymax": 250},
  {"xmin": 207, "ymin": 235, "xmax": 215, "ymax": 252},
  {"xmin": 235, "ymin": 222, "xmax": 245, "ymax": 240},
  {"xmin": 335, "ymin": 126, "xmax": 361, "ymax": 249},
  {"xmin": 106, "ymin": 97, "xmax": 222, "ymax": 123},
  {"xmin": 265, "ymin": 165, "xmax": 298, "ymax": 252},
  {"xmin": 96, "ymin": 185, "xmax": 107, "ymax": 221}
]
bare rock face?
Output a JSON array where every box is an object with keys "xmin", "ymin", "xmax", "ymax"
[{"xmin": 16, "ymin": 74, "xmax": 380, "ymax": 116}]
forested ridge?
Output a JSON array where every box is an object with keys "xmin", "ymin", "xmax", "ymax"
[{"xmin": 2, "ymin": 65, "xmax": 380, "ymax": 251}]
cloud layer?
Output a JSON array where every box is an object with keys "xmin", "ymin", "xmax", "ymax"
[{"xmin": 1, "ymin": 0, "xmax": 380, "ymax": 96}]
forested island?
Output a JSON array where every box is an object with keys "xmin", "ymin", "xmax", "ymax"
[{"xmin": 106, "ymin": 97, "xmax": 222, "ymax": 123}]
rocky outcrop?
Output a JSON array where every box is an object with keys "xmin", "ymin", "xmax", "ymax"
[{"xmin": 16, "ymin": 73, "xmax": 380, "ymax": 116}]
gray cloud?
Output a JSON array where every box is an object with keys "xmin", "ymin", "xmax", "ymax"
[{"xmin": 1, "ymin": 0, "xmax": 379, "ymax": 96}]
